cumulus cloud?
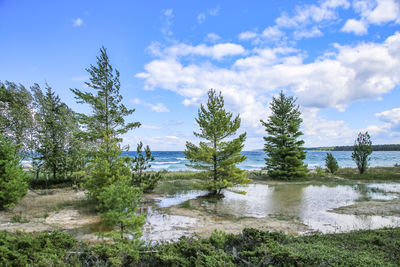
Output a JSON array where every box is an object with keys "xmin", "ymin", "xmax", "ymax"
[
  {"xmin": 147, "ymin": 42, "xmax": 246, "ymax": 60},
  {"xmin": 376, "ymin": 107, "xmax": 400, "ymax": 131},
  {"xmin": 136, "ymin": 32, "xmax": 400, "ymax": 147},
  {"xmin": 341, "ymin": 19, "xmax": 368, "ymax": 35},
  {"xmin": 131, "ymin": 98, "xmax": 170, "ymax": 112},
  {"xmin": 238, "ymin": 31, "xmax": 258, "ymax": 40},
  {"xmin": 237, "ymin": 0, "xmax": 349, "ymax": 42},
  {"xmin": 73, "ymin": 18, "xmax": 83, "ymax": 27},
  {"xmin": 343, "ymin": 0, "xmax": 400, "ymax": 35},
  {"xmin": 205, "ymin": 33, "xmax": 221, "ymax": 42}
]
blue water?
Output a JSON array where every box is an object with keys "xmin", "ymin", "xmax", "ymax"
[{"xmin": 122, "ymin": 151, "xmax": 400, "ymax": 171}]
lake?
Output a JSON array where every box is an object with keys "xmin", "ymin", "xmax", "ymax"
[{"xmin": 123, "ymin": 151, "xmax": 400, "ymax": 171}]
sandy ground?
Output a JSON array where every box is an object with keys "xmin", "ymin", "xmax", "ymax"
[
  {"xmin": 1, "ymin": 184, "xmax": 399, "ymax": 242},
  {"xmin": 0, "ymin": 189, "xmax": 101, "ymax": 235},
  {"xmin": 330, "ymin": 197, "xmax": 400, "ymax": 216},
  {"xmin": 167, "ymin": 205, "xmax": 308, "ymax": 237}
]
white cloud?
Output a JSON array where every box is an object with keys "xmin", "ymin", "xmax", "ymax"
[
  {"xmin": 376, "ymin": 107, "xmax": 400, "ymax": 131},
  {"xmin": 294, "ymin": 26, "xmax": 323, "ymax": 39},
  {"xmin": 262, "ymin": 26, "xmax": 284, "ymax": 39},
  {"xmin": 208, "ymin": 5, "xmax": 220, "ymax": 16},
  {"xmin": 205, "ymin": 33, "xmax": 221, "ymax": 42},
  {"xmin": 341, "ymin": 19, "xmax": 368, "ymax": 35},
  {"xmin": 137, "ymin": 32, "xmax": 400, "ymax": 132},
  {"xmin": 197, "ymin": 5, "xmax": 220, "ymax": 24},
  {"xmin": 197, "ymin": 13, "xmax": 206, "ymax": 24},
  {"xmin": 238, "ymin": 31, "xmax": 257, "ymax": 40},
  {"xmin": 151, "ymin": 42, "xmax": 246, "ymax": 60},
  {"xmin": 161, "ymin": 9, "xmax": 174, "ymax": 36},
  {"xmin": 275, "ymin": 0, "xmax": 350, "ymax": 28},
  {"xmin": 344, "ymin": 0, "xmax": 400, "ymax": 35},
  {"xmin": 130, "ymin": 98, "xmax": 170, "ymax": 113},
  {"xmin": 142, "ymin": 124, "xmax": 162, "ymax": 130},
  {"xmin": 73, "ymin": 18, "xmax": 83, "ymax": 27}
]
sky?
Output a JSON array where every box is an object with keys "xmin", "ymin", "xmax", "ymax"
[{"xmin": 1, "ymin": 0, "xmax": 400, "ymax": 150}]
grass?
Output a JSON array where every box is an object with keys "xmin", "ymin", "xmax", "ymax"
[
  {"xmin": 153, "ymin": 179, "xmax": 202, "ymax": 195},
  {"xmin": 10, "ymin": 213, "xmax": 29, "ymax": 223},
  {"xmin": 337, "ymin": 166, "xmax": 400, "ymax": 181},
  {"xmin": 161, "ymin": 170, "xmax": 202, "ymax": 180}
]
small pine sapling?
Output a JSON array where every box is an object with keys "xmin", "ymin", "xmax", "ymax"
[
  {"xmin": 131, "ymin": 141, "xmax": 161, "ymax": 193},
  {"xmin": 325, "ymin": 153, "xmax": 339, "ymax": 174}
]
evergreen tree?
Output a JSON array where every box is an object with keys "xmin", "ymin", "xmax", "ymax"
[
  {"xmin": 325, "ymin": 153, "xmax": 339, "ymax": 174},
  {"xmin": 84, "ymin": 136, "xmax": 132, "ymax": 202},
  {"xmin": 131, "ymin": 141, "xmax": 161, "ymax": 193},
  {"xmin": 70, "ymin": 47, "xmax": 140, "ymax": 164},
  {"xmin": 352, "ymin": 132, "xmax": 372, "ymax": 174},
  {"xmin": 32, "ymin": 84, "xmax": 77, "ymax": 181},
  {"xmin": 98, "ymin": 179, "xmax": 145, "ymax": 239},
  {"xmin": 0, "ymin": 134, "xmax": 28, "ymax": 210},
  {"xmin": 184, "ymin": 89, "xmax": 249, "ymax": 194},
  {"xmin": 0, "ymin": 81, "xmax": 34, "ymax": 157},
  {"xmin": 260, "ymin": 91, "xmax": 307, "ymax": 180}
]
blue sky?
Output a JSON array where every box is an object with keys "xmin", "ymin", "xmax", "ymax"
[{"xmin": 1, "ymin": 0, "xmax": 400, "ymax": 150}]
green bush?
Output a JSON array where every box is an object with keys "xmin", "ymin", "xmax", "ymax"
[
  {"xmin": 0, "ymin": 134, "xmax": 28, "ymax": 210},
  {"xmin": 325, "ymin": 152, "xmax": 339, "ymax": 174}
]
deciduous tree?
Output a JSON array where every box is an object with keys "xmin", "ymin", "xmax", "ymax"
[{"xmin": 352, "ymin": 132, "xmax": 372, "ymax": 174}]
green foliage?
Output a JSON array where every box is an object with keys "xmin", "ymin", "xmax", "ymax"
[
  {"xmin": 84, "ymin": 137, "xmax": 131, "ymax": 202},
  {"xmin": 32, "ymin": 83, "xmax": 81, "ymax": 182},
  {"xmin": 70, "ymin": 46, "xmax": 140, "ymax": 162},
  {"xmin": 1, "ymin": 227, "xmax": 400, "ymax": 266},
  {"xmin": 352, "ymin": 131, "xmax": 373, "ymax": 174},
  {"xmin": 10, "ymin": 212, "xmax": 29, "ymax": 223},
  {"xmin": 0, "ymin": 134, "xmax": 28, "ymax": 210},
  {"xmin": 98, "ymin": 180, "xmax": 145, "ymax": 239},
  {"xmin": 131, "ymin": 141, "xmax": 162, "ymax": 193},
  {"xmin": 325, "ymin": 152, "xmax": 339, "ymax": 174},
  {"xmin": 261, "ymin": 91, "xmax": 308, "ymax": 180},
  {"xmin": 0, "ymin": 81, "xmax": 34, "ymax": 157},
  {"xmin": 184, "ymin": 89, "xmax": 249, "ymax": 194},
  {"xmin": 337, "ymin": 167, "xmax": 400, "ymax": 181},
  {"xmin": 0, "ymin": 231, "xmax": 77, "ymax": 266}
]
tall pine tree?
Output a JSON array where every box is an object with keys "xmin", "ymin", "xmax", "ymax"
[
  {"xmin": 32, "ymin": 83, "xmax": 77, "ymax": 181},
  {"xmin": 71, "ymin": 47, "xmax": 140, "ymax": 164},
  {"xmin": 260, "ymin": 91, "xmax": 307, "ymax": 180},
  {"xmin": 185, "ymin": 89, "xmax": 249, "ymax": 194},
  {"xmin": 0, "ymin": 81, "xmax": 34, "ymax": 157}
]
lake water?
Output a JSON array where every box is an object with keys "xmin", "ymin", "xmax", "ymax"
[{"xmin": 123, "ymin": 151, "xmax": 400, "ymax": 171}]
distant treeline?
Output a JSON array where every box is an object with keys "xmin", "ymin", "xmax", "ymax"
[{"xmin": 307, "ymin": 144, "xmax": 400, "ymax": 151}]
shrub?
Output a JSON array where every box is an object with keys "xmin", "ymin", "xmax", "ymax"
[
  {"xmin": 0, "ymin": 134, "xmax": 28, "ymax": 210},
  {"xmin": 325, "ymin": 153, "xmax": 339, "ymax": 174}
]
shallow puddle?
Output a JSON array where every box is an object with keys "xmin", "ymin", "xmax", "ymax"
[{"xmin": 157, "ymin": 183, "xmax": 400, "ymax": 234}]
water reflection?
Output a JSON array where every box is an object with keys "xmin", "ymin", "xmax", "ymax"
[{"xmin": 160, "ymin": 183, "xmax": 400, "ymax": 234}]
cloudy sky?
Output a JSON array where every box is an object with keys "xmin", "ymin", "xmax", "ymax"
[{"xmin": 1, "ymin": 0, "xmax": 400, "ymax": 150}]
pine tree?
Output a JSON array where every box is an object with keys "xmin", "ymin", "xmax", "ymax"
[
  {"xmin": 325, "ymin": 152, "xmax": 339, "ymax": 174},
  {"xmin": 260, "ymin": 91, "xmax": 307, "ymax": 180},
  {"xmin": 184, "ymin": 89, "xmax": 249, "ymax": 194},
  {"xmin": 131, "ymin": 141, "xmax": 161, "ymax": 193},
  {"xmin": 32, "ymin": 84, "xmax": 76, "ymax": 181},
  {"xmin": 0, "ymin": 134, "xmax": 28, "ymax": 210},
  {"xmin": 70, "ymin": 47, "xmax": 140, "ymax": 164},
  {"xmin": 0, "ymin": 81, "xmax": 34, "ymax": 157},
  {"xmin": 352, "ymin": 132, "xmax": 372, "ymax": 174}
]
